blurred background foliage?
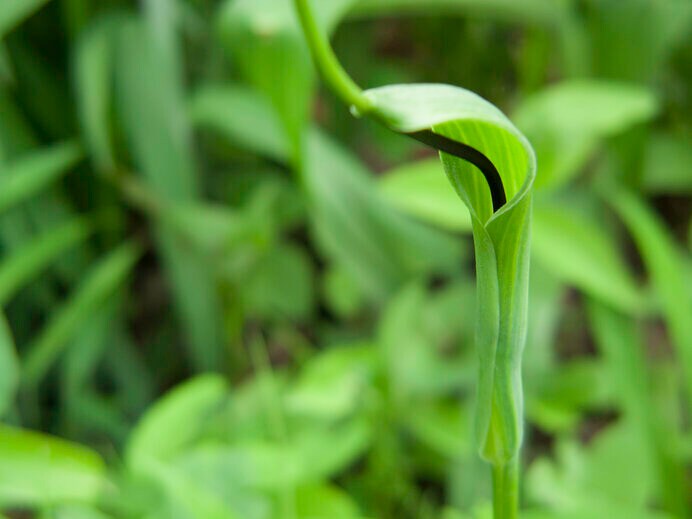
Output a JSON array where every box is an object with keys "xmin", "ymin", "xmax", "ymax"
[{"xmin": 0, "ymin": 0, "xmax": 690, "ymax": 518}]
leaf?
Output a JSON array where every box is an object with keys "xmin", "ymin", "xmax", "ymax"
[
  {"xmin": 0, "ymin": 0, "xmax": 52, "ymax": 39},
  {"xmin": 190, "ymin": 83, "xmax": 290, "ymax": 162},
  {"xmin": 21, "ymin": 242, "xmax": 141, "ymax": 387},
  {"xmin": 358, "ymin": 83, "xmax": 535, "ymax": 464},
  {"xmin": 379, "ymin": 157, "xmax": 472, "ymax": 232},
  {"xmin": 295, "ymin": 485, "xmax": 362, "ymax": 519},
  {"xmin": 532, "ymin": 199, "xmax": 645, "ymax": 314},
  {"xmin": 526, "ymin": 422, "xmax": 671, "ymax": 519},
  {"xmin": 0, "ymin": 425, "xmax": 105, "ymax": 507},
  {"xmin": 286, "ymin": 343, "xmax": 377, "ymax": 420},
  {"xmin": 0, "ymin": 217, "xmax": 92, "ymax": 305},
  {"xmin": 304, "ymin": 130, "xmax": 462, "ymax": 302},
  {"xmin": 640, "ymin": 133, "xmax": 692, "ymax": 194},
  {"xmin": 608, "ymin": 190, "xmax": 692, "ymax": 413},
  {"xmin": 0, "ymin": 141, "xmax": 83, "ymax": 214},
  {"xmin": 240, "ymin": 242, "xmax": 315, "ymax": 321},
  {"xmin": 114, "ymin": 16, "xmax": 224, "ymax": 371},
  {"xmin": 350, "ymin": 0, "xmax": 570, "ymax": 25},
  {"xmin": 587, "ymin": 0, "xmax": 692, "ymax": 83},
  {"xmin": 0, "ymin": 311, "xmax": 18, "ymax": 417},
  {"xmin": 217, "ymin": 0, "xmax": 353, "ymax": 153},
  {"xmin": 513, "ymin": 80, "xmax": 659, "ymax": 189},
  {"xmin": 587, "ymin": 300, "xmax": 689, "ymax": 517},
  {"xmin": 126, "ymin": 375, "xmax": 228, "ymax": 470},
  {"xmin": 73, "ymin": 15, "xmax": 119, "ymax": 173},
  {"xmin": 175, "ymin": 417, "xmax": 371, "ymax": 490}
]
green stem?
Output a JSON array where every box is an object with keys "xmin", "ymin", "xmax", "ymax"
[
  {"xmin": 492, "ymin": 458, "xmax": 519, "ymax": 519},
  {"xmin": 293, "ymin": 0, "xmax": 372, "ymax": 114}
]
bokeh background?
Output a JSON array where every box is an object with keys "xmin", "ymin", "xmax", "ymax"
[{"xmin": 0, "ymin": 0, "xmax": 690, "ymax": 518}]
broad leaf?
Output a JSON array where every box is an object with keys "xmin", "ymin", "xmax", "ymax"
[
  {"xmin": 0, "ymin": 426, "xmax": 105, "ymax": 507},
  {"xmin": 126, "ymin": 375, "xmax": 228, "ymax": 470},
  {"xmin": 379, "ymin": 157, "xmax": 472, "ymax": 232},
  {"xmin": 514, "ymin": 80, "xmax": 659, "ymax": 190}
]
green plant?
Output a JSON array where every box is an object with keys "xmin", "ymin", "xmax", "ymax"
[{"xmin": 293, "ymin": 1, "xmax": 535, "ymax": 517}]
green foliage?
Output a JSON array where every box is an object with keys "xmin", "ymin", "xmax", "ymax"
[{"xmin": 0, "ymin": 0, "xmax": 690, "ymax": 518}]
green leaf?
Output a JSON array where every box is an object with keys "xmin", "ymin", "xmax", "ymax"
[
  {"xmin": 0, "ymin": 218, "xmax": 92, "ymax": 305},
  {"xmin": 241, "ymin": 242, "xmax": 315, "ymax": 321},
  {"xmin": 526, "ymin": 422, "xmax": 670, "ymax": 519},
  {"xmin": 350, "ymin": 0, "xmax": 570, "ymax": 25},
  {"xmin": 609, "ymin": 190, "xmax": 692, "ymax": 413},
  {"xmin": 190, "ymin": 83, "xmax": 290, "ymax": 162},
  {"xmin": 0, "ymin": 0, "xmax": 52, "ymax": 39},
  {"xmin": 286, "ymin": 343, "xmax": 376, "ymax": 420},
  {"xmin": 532, "ymin": 200, "xmax": 645, "ymax": 314},
  {"xmin": 587, "ymin": 0, "xmax": 692, "ymax": 82},
  {"xmin": 514, "ymin": 80, "xmax": 659, "ymax": 189},
  {"xmin": 0, "ymin": 311, "xmax": 18, "ymax": 417},
  {"xmin": 0, "ymin": 141, "xmax": 83, "ymax": 214},
  {"xmin": 587, "ymin": 300, "xmax": 689, "ymax": 517},
  {"xmin": 114, "ymin": 16, "xmax": 224, "ymax": 371},
  {"xmin": 640, "ymin": 133, "xmax": 692, "ymax": 194},
  {"xmin": 379, "ymin": 157, "xmax": 472, "ymax": 232},
  {"xmin": 358, "ymin": 83, "xmax": 536, "ymax": 463},
  {"xmin": 295, "ymin": 484, "xmax": 362, "ymax": 518},
  {"xmin": 304, "ymin": 130, "xmax": 462, "ymax": 302},
  {"xmin": 22, "ymin": 242, "xmax": 141, "ymax": 387},
  {"xmin": 0, "ymin": 425, "xmax": 105, "ymax": 507},
  {"xmin": 218, "ymin": 0, "xmax": 353, "ymax": 153},
  {"xmin": 126, "ymin": 375, "xmax": 228, "ymax": 470},
  {"xmin": 73, "ymin": 15, "xmax": 119, "ymax": 173}
]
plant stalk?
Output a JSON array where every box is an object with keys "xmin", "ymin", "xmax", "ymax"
[
  {"xmin": 492, "ymin": 457, "xmax": 519, "ymax": 519},
  {"xmin": 293, "ymin": 0, "xmax": 373, "ymax": 114}
]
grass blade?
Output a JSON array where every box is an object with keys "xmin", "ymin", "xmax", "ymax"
[
  {"xmin": 21, "ymin": 242, "xmax": 141, "ymax": 387},
  {"xmin": 0, "ymin": 141, "xmax": 83, "ymax": 214}
]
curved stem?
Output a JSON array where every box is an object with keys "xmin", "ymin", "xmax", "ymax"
[
  {"xmin": 492, "ymin": 458, "xmax": 519, "ymax": 519},
  {"xmin": 293, "ymin": 0, "xmax": 373, "ymax": 114}
]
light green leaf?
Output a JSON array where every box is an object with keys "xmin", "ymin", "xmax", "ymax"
[
  {"xmin": 22, "ymin": 242, "xmax": 141, "ymax": 387},
  {"xmin": 609, "ymin": 190, "xmax": 692, "ymax": 413},
  {"xmin": 0, "ymin": 426, "xmax": 105, "ymax": 507},
  {"xmin": 126, "ymin": 375, "xmax": 228, "ymax": 470},
  {"xmin": 350, "ymin": 0, "xmax": 569, "ymax": 25},
  {"xmin": 304, "ymin": 130, "xmax": 462, "ymax": 302},
  {"xmin": 286, "ymin": 343, "xmax": 376, "ymax": 420},
  {"xmin": 241, "ymin": 242, "xmax": 315, "ymax": 321},
  {"xmin": 532, "ymin": 200, "xmax": 645, "ymax": 314},
  {"xmin": 358, "ymin": 83, "xmax": 535, "ymax": 464},
  {"xmin": 514, "ymin": 80, "xmax": 659, "ymax": 189},
  {"xmin": 640, "ymin": 133, "xmax": 692, "ymax": 194},
  {"xmin": 0, "ymin": 218, "xmax": 92, "ymax": 305},
  {"xmin": 0, "ymin": 0, "xmax": 52, "ymax": 39},
  {"xmin": 587, "ymin": 300, "xmax": 689, "ymax": 517},
  {"xmin": 295, "ymin": 484, "xmax": 362, "ymax": 519},
  {"xmin": 218, "ymin": 0, "xmax": 353, "ymax": 153},
  {"xmin": 379, "ymin": 157, "xmax": 472, "ymax": 232},
  {"xmin": 587, "ymin": 0, "xmax": 692, "ymax": 82},
  {"xmin": 190, "ymin": 83, "xmax": 290, "ymax": 162},
  {"xmin": 73, "ymin": 15, "xmax": 119, "ymax": 173},
  {"xmin": 0, "ymin": 141, "xmax": 83, "ymax": 214},
  {"xmin": 0, "ymin": 311, "xmax": 18, "ymax": 417}
]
